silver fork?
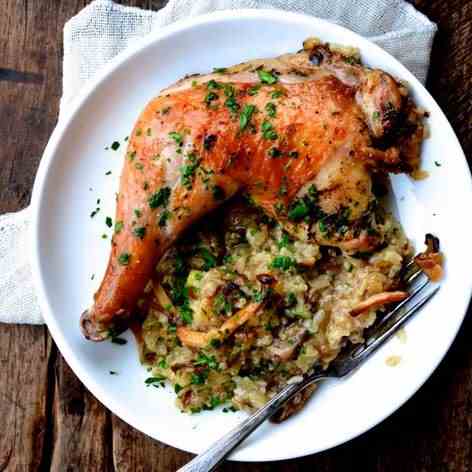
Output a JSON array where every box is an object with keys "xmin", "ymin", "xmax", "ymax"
[{"xmin": 178, "ymin": 264, "xmax": 439, "ymax": 472}]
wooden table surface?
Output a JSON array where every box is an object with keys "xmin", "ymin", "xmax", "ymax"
[{"xmin": 1, "ymin": 1, "xmax": 471, "ymax": 470}]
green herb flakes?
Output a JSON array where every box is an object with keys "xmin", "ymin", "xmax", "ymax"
[
  {"xmin": 194, "ymin": 352, "xmax": 218, "ymax": 370},
  {"xmin": 265, "ymin": 102, "xmax": 277, "ymax": 118},
  {"xmin": 261, "ymin": 121, "xmax": 278, "ymax": 140},
  {"xmin": 148, "ymin": 187, "xmax": 171, "ymax": 209},
  {"xmin": 247, "ymin": 84, "xmax": 261, "ymax": 96},
  {"xmin": 105, "ymin": 216, "xmax": 113, "ymax": 228},
  {"xmin": 239, "ymin": 104, "xmax": 256, "ymax": 131},
  {"xmin": 257, "ymin": 69, "xmax": 278, "ymax": 85},
  {"xmin": 268, "ymin": 147, "xmax": 282, "ymax": 158},
  {"xmin": 133, "ymin": 226, "xmax": 146, "ymax": 239},
  {"xmin": 114, "ymin": 220, "xmax": 124, "ymax": 234},
  {"xmin": 110, "ymin": 141, "xmax": 120, "ymax": 151},
  {"xmin": 271, "ymin": 256, "xmax": 295, "ymax": 271},
  {"xmin": 181, "ymin": 153, "xmax": 201, "ymax": 190},
  {"xmin": 159, "ymin": 210, "xmax": 170, "ymax": 227},
  {"xmin": 204, "ymin": 91, "xmax": 219, "ymax": 106},
  {"xmin": 288, "ymin": 200, "xmax": 310, "ymax": 221},
  {"xmin": 169, "ymin": 131, "xmax": 183, "ymax": 146},
  {"xmin": 118, "ymin": 252, "xmax": 131, "ymax": 266}
]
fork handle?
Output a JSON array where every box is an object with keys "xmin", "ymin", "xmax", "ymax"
[{"xmin": 177, "ymin": 373, "xmax": 328, "ymax": 472}]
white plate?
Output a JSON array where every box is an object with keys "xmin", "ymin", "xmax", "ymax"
[{"xmin": 30, "ymin": 9, "xmax": 472, "ymax": 462}]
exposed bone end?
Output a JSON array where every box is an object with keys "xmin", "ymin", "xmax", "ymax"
[
  {"xmin": 80, "ymin": 308, "xmax": 130, "ymax": 342},
  {"xmin": 80, "ymin": 309, "xmax": 108, "ymax": 341}
]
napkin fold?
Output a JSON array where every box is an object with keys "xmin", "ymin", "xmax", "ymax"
[{"xmin": 0, "ymin": 0, "xmax": 437, "ymax": 324}]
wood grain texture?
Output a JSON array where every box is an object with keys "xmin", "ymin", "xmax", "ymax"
[{"xmin": 0, "ymin": 0, "xmax": 471, "ymax": 471}]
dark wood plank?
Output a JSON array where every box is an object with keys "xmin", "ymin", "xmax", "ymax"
[
  {"xmin": 112, "ymin": 415, "xmax": 193, "ymax": 471},
  {"xmin": 49, "ymin": 356, "xmax": 114, "ymax": 472},
  {"xmin": 0, "ymin": 325, "xmax": 52, "ymax": 471}
]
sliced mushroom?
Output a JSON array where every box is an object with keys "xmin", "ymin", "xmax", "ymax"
[
  {"xmin": 270, "ymin": 384, "xmax": 317, "ymax": 423},
  {"xmin": 414, "ymin": 233, "xmax": 443, "ymax": 282},
  {"xmin": 177, "ymin": 302, "xmax": 262, "ymax": 348},
  {"xmin": 267, "ymin": 322, "xmax": 308, "ymax": 361},
  {"xmin": 351, "ymin": 291, "xmax": 408, "ymax": 317}
]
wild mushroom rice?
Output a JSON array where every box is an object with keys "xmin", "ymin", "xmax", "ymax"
[{"xmin": 137, "ymin": 196, "xmax": 412, "ymax": 416}]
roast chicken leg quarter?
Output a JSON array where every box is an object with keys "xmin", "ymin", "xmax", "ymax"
[{"xmin": 81, "ymin": 39, "xmax": 426, "ymax": 341}]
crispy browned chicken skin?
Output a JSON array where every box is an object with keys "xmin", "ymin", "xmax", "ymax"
[{"xmin": 81, "ymin": 39, "xmax": 426, "ymax": 341}]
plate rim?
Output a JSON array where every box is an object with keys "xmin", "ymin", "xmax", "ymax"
[{"xmin": 30, "ymin": 8, "xmax": 472, "ymax": 462}]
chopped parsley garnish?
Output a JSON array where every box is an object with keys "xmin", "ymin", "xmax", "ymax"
[
  {"xmin": 191, "ymin": 371, "xmax": 208, "ymax": 385},
  {"xmin": 135, "ymin": 162, "xmax": 144, "ymax": 170},
  {"xmin": 174, "ymin": 384, "xmax": 183, "ymax": 394},
  {"xmin": 213, "ymin": 67, "xmax": 227, "ymax": 74},
  {"xmin": 271, "ymin": 256, "xmax": 296, "ymax": 271},
  {"xmin": 128, "ymin": 151, "xmax": 136, "ymax": 161},
  {"xmin": 203, "ymin": 134, "xmax": 217, "ymax": 151},
  {"xmin": 159, "ymin": 210, "xmax": 170, "ymax": 227},
  {"xmin": 239, "ymin": 104, "xmax": 256, "ymax": 131},
  {"xmin": 278, "ymin": 232, "xmax": 291, "ymax": 249},
  {"xmin": 265, "ymin": 102, "xmax": 277, "ymax": 118},
  {"xmin": 194, "ymin": 352, "xmax": 218, "ymax": 370},
  {"xmin": 133, "ymin": 226, "xmax": 146, "ymax": 239},
  {"xmin": 213, "ymin": 292, "xmax": 233, "ymax": 315},
  {"xmin": 288, "ymin": 200, "xmax": 310, "ymax": 221},
  {"xmin": 257, "ymin": 69, "xmax": 278, "ymax": 85},
  {"xmin": 207, "ymin": 79, "xmax": 222, "ymax": 90},
  {"xmin": 179, "ymin": 302, "xmax": 193, "ymax": 324},
  {"xmin": 90, "ymin": 208, "xmax": 100, "ymax": 218},
  {"xmin": 318, "ymin": 220, "xmax": 328, "ymax": 233},
  {"xmin": 101, "ymin": 234, "xmax": 108, "ymax": 239},
  {"xmin": 109, "ymin": 371, "xmax": 118, "ymax": 375},
  {"xmin": 110, "ymin": 141, "xmax": 120, "ymax": 151},
  {"xmin": 105, "ymin": 216, "xmax": 113, "ymax": 228},
  {"xmin": 225, "ymin": 96, "xmax": 240, "ymax": 114},
  {"xmin": 204, "ymin": 91, "xmax": 219, "ymax": 106},
  {"xmin": 285, "ymin": 292, "xmax": 297, "ymax": 307},
  {"xmin": 372, "ymin": 111, "xmax": 380, "ymax": 121},
  {"xmin": 247, "ymin": 84, "xmax": 261, "ymax": 96},
  {"xmin": 169, "ymin": 131, "xmax": 183, "ymax": 146},
  {"xmin": 134, "ymin": 208, "xmax": 142, "ymax": 218},
  {"xmin": 271, "ymin": 90, "xmax": 284, "ymax": 99},
  {"xmin": 261, "ymin": 121, "xmax": 278, "ymax": 140},
  {"xmin": 200, "ymin": 247, "xmax": 217, "ymax": 270},
  {"xmin": 181, "ymin": 153, "xmax": 201, "ymax": 190},
  {"xmin": 118, "ymin": 252, "xmax": 131, "ymax": 266},
  {"xmin": 161, "ymin": 106, "xmax": 171, "ymax": 115},
  {"xmin": 114, "ymin": 220, "xmax": 124, "ymax": 233},
  {"xmin": 268, "ymin": 147, "xmax": 282, "ymax": 158},
  {"xmin": 105, "ymin": 170, "xmax": 112, "ymax": 175},
  {"xmin": 148, "ymin": 187, "xmax": 171, "ymax": 209},
  {"xmin": 145, "ymin": 376, "xmax": 166, "ymax": 385},
  {"xmin": 212, "ymin": 185, "xmax": 225, "ymax": 200},
  {"xmin": 434, "ymin": 161, "xmax": 442, "ymax": 167}
]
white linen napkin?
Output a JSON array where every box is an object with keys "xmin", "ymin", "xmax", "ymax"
[{"xmin": 0, "ymin": 0, "xmax": 437, "ymax": 324}]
